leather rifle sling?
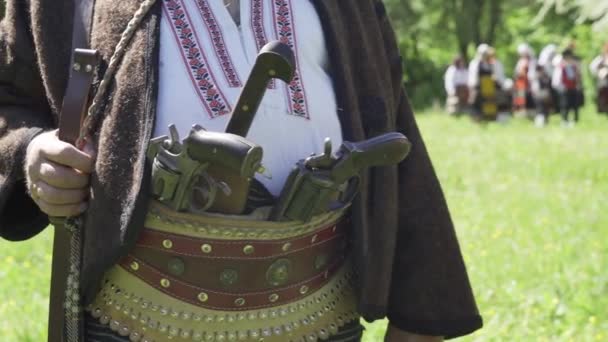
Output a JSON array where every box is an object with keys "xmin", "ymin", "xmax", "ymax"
[{"xmin": 48, "ymin": 0, "xmax": 98, "ymax": 341}]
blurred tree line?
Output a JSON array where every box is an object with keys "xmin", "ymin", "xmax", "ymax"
[
  {"xmin": 385, "ymin": 0, "xmax": 608, "ymax": 109},
  {"xmin": 1, "ymin": 1, "xmax": 607, "ymax": 109}
]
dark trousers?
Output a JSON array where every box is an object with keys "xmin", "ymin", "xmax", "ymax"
[
  {"xmin": 535, "ymin": 97, "xmax": 550, "ymax": 119},
  {"xmin": 84, "ymin": 312, "xmax": 364, "ymax": 342},
  {"xmin": 560, "ymin": 89, "xmax": 580, "ymax": 122}
]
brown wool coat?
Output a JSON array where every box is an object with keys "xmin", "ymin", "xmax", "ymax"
[{"xmin": 0, "ymin": 0, "xmax": 482, "ymax": 338}]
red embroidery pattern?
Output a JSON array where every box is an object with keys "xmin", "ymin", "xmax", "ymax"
[
  {"xmin": 271, "ymin": 0, "xmax": 309, "ymax": 118},
  {"xmin": 194, "ymin": 0, "xmax": 242, "ymax": 87},
  {"xmin": 163, "ymin": 0, "xmax": 231, "ymax": 118},
  {"xmin": 251, "ymin": 0, "xmax": 275, "ymax": 88}
]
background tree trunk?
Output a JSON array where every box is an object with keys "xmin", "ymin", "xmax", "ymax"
[{"xmin": 485, "ymin": 0, "xmax": 503, "ymax": 45}]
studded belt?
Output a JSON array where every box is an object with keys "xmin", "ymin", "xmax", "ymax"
[
  {"xmin": 87, "ymin": 200, "xmax": 359, "ymax": 342},
  {"xmin": 122, "ymin": 218, "xmax": 349, "ymax": 310}
]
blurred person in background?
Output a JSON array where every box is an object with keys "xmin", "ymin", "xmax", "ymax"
[
  {"xmin": 468, "ymin": 44, "xmax": 500, "ymax": 121},
  {"xmin": 531, "ymin": 65, "xmax": 553, "ymax": 126},
  {"xmin": 589, "ymin": 42, "xmax": 608, "ymax": 114},
  {"xmin": 539, "ymin": 44, "xmax": 558, "ymax": 76},
  {"xmin": 488, "ymin": 48, "xmax": 512, "ymax": 121},
  {"xmin": 556, "ymin": 40, "xmax": 585, "ymax": 109},
  {"xmin": 538, "ymin": 44, "xmax": 560, "ymax": 114},
  {"xmin": 488, "ymin": 48, "xmax": 506, "ymax": 86},
  {"xmin": 553, "ymin": 49, "xmax": 583, "ymax": 126},
  {"xmin": 513, "ymin": 43, "xmax": 537, "ymax": 117},
  {"xmin": 444, "ymin": 56, "xmax": 470, "ymax": 115}
]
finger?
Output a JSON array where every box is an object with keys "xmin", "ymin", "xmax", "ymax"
[
  {"xmin": 34, "ymin": 180, "xmax": 88, "ymax": 205},
  {"xmin": 28, "ymin": 181, "xmax": 40, "ymax": 201},
  {"xmin": 41, "ymin": 140, "xmax": 95, "ymax": 173},
  {"xmin": 38, "ymin": 161, "xmax": 90, "ymax": 189},
  {"xmin": 36, "ymin": 199, "xmax": 88, "ymax": 217}
]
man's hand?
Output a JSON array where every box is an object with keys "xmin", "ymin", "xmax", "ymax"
[
  {"xmin": 25, "ymin": 130, "xmax": 96, "ymax": 217},
  {"xmin": 385, "ymin": 324, "xmax": 443, "ymax": 342}
]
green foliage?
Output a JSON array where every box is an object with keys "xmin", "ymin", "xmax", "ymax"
[
  {"xmin": 539, "ymin": 0, "xmax": 608, "ymax": 31},
  {"xmin": 384, "ymin": 0, "xmax": 607, "ymax": 109}
]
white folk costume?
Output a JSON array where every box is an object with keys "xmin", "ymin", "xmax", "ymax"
[
  {"xmin": 538, "ymin": 44, "xmax": 557, "ymax": 76},
  {"xmin": 444, "ymin": 64, "xmax": 469, "ymax": 114}
]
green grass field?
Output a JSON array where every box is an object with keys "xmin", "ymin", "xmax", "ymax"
[{"xmin": 1, "ymin": 110, "xmax": 607, "ymax": 341}]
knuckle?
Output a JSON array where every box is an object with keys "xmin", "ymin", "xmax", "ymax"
[
  {"xmin": 38, "ymin": 162, "xmax": 53, "ymax": 177},
  {"xmin": 41, "ymin": 187, "xmax": 60, "ymax": 203},
  {"xmin": 56, "ymin": 145, "xmax": 72, "ymax": 159}
]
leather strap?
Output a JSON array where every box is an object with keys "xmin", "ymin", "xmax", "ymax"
[
  {"xmin": 119, "ymin": 254, "xmax": 346, "ymax": 311},
  {"xmin": 131, "ymin": 234, "xmax": 347, "ymax": 291},
  {"xmin": 135, "ymin": 221, "xmax": 347, "ymax": 259},
  {"xmin": 48, "ymin": 1, "xmax": 98, "ymax": 341},
  {"xmin": 58, "ymin": 0, "xmax": 97, "ymax": 145},
  {"xmin": 57, "ymin": 49, "xmax": 100, "ymax": 144}
]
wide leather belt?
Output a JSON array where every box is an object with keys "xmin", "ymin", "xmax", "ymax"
[
  {"xmin": 88, "ymin": 200, "xmax": 358, "ymax": 342},
  {"xmin": 134, "ymin": 221, "xmax": 347, "ymax": 259},
  {"xmin": 119, "ymin": 254, "xmax": 345, "ymax": 311},
  {"xmin": 120, "ymin": 219, "xmax": 349, "ymax": 310}
]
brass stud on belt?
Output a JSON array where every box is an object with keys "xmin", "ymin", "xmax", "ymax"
[
  {"xmin": 201, "ymin": 244, "xmax": 213, "ymax": 254},
  {"xmin": 109, "ymin": 320, "xmax": 120, "ymax": 331},
  {"xmin": 100, "ymin": 315, "xmax": 110, "ymax": 325},
  {"xmin": 269, "ymin": 69, "xmax": 277, "ymax": 76},
  {"xmin": 197, "ymin": 292, "xmax": 209, "ymax": 303},
  {"xmin": 234, "ymin": 298, "xmax": 246, "ymax": 307},
  {"xmin": 242, "ymin": 105, "xmax": 250, "ymax": 112},
  {"xmin": 243, "ymin": 245, "xmax": 255, "ymax": 255},
  {"xmin": 160, "ymin": 278, "xmax": 171, "ymax": 288},
  {"xmin": 73, "ymin": 63, "xmax": 81, "ymax": 71},
  {"xmin": 85, "ymin": 64, "xmax": 93, "ymax": 73},
  {"xmin": 130, "ymin": 261, "xmax": 140, "ymax": 271},
  {"xmin": 281, "ymin": 242, "xmax": 292, "ymax": 252},
  {"xmin": 92, "ymin": 308, "xmax": 103, "ymax": 318},
  {"xmin": 162, "ymin": 239, "xmax": 173, "ymax": 249},
  {"xmin": 269, "ymin": 294, "xmax": 279, "ymax": 303},
  {"xmin": 129, "ymin": 331, "xmax": 141, "ymax": 341},
  {"xmin": 299, "ymin": 285, "xmax": 309, "ymax": 295}
]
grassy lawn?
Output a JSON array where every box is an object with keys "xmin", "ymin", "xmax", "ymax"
[{"xmin": 1, "ymin": 109, "xmax": 607, "ymax": 341}]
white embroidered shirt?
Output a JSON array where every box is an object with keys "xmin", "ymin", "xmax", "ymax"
[{"xmin": 155, "ymin": 0, "xmax": 343, "ymax": 196}]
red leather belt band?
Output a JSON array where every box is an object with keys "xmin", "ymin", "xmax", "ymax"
[
  {"xmin": 136, "ymin": 220, "xmax": 347, "ymax": 259},
  {"xmin": 118, "ymin": 254, "xmax": 345, "ymax": 311},
  {"xmin": 130, "ymin": 233, "xmax": 347, "ymax": 291}
]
